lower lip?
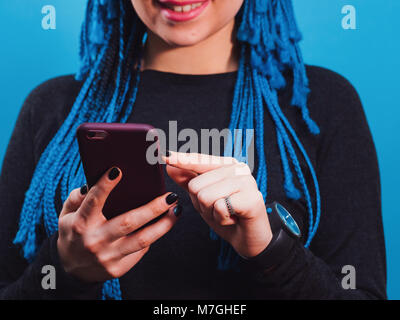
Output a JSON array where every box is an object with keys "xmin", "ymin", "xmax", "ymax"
[{"xmin": 159, "ymin": 1, "xmax": 210, "ymax": 22}]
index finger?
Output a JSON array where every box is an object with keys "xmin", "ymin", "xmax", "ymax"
[
  {"xmin": 163, "ymin": 151, "xmax": 238, "ymax": 174},
  {"xmin": 102, "ymin": 192, "xmax": 179, "ymax": 242}
]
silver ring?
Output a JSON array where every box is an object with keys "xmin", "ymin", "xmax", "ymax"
[{"xmin": 224, "ymin": 196, "xmax": 236, "ymax": 217}]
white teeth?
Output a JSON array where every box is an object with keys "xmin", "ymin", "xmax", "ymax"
[{"xmin": 169, "ymin": 3, "xmax": 203, "ymax": 12}]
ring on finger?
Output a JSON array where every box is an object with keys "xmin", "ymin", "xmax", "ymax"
[{"xmin": 224, "ymin": 196, "xmax": 236, "ymax": 217}]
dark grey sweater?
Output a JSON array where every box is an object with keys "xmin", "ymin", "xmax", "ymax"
[{"xmin": 0, "ymin": 66, "xmax": 387, "ymax": 299}]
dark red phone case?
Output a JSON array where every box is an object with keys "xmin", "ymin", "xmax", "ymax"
[{"xmin": 77, "ymin": 123, "xmax": 165, "ymax": 220}]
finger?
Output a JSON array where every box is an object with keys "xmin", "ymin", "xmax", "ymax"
[
  {"xmin": 189, "ymin": 192, "xmax": 201, "ymax": 213},
  {"xmin": 187, "ymin": 162, "xmax": 251, "ymax": 196},
  {"xmin": 116, "ymin": 205, "xmax": 182, "ymax": 256},
  {"xmin": 100, "ymin": 247, "xmax": 150, "ymax": 280},
  {"xmin": 163, "ymin": 151, "xmax": 238, "ymax": 174},
  {"xmin": 213, "ymin": 198, "xmax": 239, "ymax": 226},
  {"xmin": 60, "ymin": 186, "xmax": 87, "ymax": 218},
  {"xmin": 196, "ymin": 175, "xmax": 254, "ymax": 219},
  {"xmin": 214, "ymin": 190, "xmax": 263, "ymax": 222},
  {"xmin": 102, "ymin": 192, "xmax": 179, "ymax": 242},
  {"xmin": 166, "ymin": 165, "xmax": 199, "ymax": 210},
  {"xmin": 78, "ymin": 167, "xmax": 122, "ymax": 222},
  {"xmin": 117, "ymin": 247, "xmax": 150, "ymax": 272},
  {"xmin": 166, "ymin": 165, "xmax": 198, "ymax": 191}
]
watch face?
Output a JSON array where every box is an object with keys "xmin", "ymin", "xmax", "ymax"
[{"xmin": 275, "ymin": 203, "xmax": 301, "ymax": 237}]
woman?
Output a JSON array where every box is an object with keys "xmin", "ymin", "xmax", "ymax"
[{"xmin": 0, "ymin": 0, "xmax": 386, "ymax": 299}]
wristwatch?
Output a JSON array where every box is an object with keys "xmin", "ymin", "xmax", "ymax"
[{"xmin": 245, "ymin": 202, "xmax": 301, "ymax": 270}]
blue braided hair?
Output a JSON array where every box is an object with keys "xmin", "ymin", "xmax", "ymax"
[{"xmin": 14, "ymin": 0, "xmax": 321, "ymax": 299}]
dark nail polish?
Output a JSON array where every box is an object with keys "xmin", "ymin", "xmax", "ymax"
[
  {"xmin": 166, "ymin": 193, "xmax": 178, "ymax": 205},
  {"xmin": 80, "ymin": 185, "xmax": 88, "ymax": 195},
  {"xmin": 173, "ymin": 205, "xmax": 183, "ymax": 217},
  {"xmin": 165, "ymin": 150, "xmax": 171, "ymax": 157},
  {"xmin": 108, "ymin": 167, "xmax": 120, "ymax": 180}
]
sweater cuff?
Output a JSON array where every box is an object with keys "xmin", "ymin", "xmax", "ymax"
[
  {"xmin": 45, "ymin": 233, "xmax": 103, "ymax": 299},
  {"xmin": 252, "ymin": 241, "xmax": 308, "ymax": 287}
]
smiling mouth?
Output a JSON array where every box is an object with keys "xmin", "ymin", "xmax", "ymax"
[
  {"xmin": 157, "ymin": 0, "xmax": 210, "ymax": 22},
  {"xmin": 160, "ymin": 2, "xmax": 203, "ymax": 13}
]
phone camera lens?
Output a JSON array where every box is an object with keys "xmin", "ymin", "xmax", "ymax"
[{"xmin": 87, "ymin": 131, "xmax": 96, "ymax": 138}]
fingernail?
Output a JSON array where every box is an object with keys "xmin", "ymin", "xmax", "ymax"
[
  {"xmin": 165, "ymin": 150, "xmax": 171, "ymax": 157},
  {"xmin": 80, "ymin": 184, "xmax": 88, "ymax": 195},
  {"xmin": 108, "ymin": 167, "xmax": 120, "ymax": 180},
  {"xmin": 166, "ymin": 192, "xmax": 178, "ymax": 205},
  {"xmin": 173, "ymin": 205, "xmax": 183, "ymax": 217}
]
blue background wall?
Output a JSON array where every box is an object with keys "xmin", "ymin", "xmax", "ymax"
[{"xmin": 0, "ymin": 0, "xmax": 399, "ymax": 298}]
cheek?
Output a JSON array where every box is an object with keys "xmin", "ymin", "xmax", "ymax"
[
  {"xmin": 130, "ymin": 0, "xmax": 160, "ymax": 28},
  {"xmin": 131, "ymin": 0, "xmax": 244, "ymax": 47},
  {"xmin": 180, "ymin": 0, "xmax": 244, "ymax": 43},
  {"xmin": 213, "ymin": 0, "xmax": 244, "ymax": 22}
]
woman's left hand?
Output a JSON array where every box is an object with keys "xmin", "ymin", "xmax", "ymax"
[{"xmin": 164, "ymin": 151, "xmax": 273, "ymax": 258}]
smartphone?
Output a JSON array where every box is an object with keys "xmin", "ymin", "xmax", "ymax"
[{"xmin": 77, "ymin": 123, "xmax": 165, "ymax": 220}]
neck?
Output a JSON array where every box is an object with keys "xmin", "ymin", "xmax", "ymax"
[{"xmin": 142, "ymin": 20, "xmax": 239, "ymax": 75}]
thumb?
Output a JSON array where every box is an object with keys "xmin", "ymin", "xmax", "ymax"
[{"xmin": 166, "ymin": 165, "xmax": 197, "ymax": 191}]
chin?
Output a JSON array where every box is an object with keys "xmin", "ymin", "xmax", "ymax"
[
  {"xmin": 158, "ymin": 28, "xmax": 210, "ymax": 47},
  {"xmin": 132, "ymin": 0, "xmax": 243, "ymax": 47}
]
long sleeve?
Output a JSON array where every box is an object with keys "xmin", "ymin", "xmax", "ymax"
[
  {"xmin": 0, "ymin": 87, "xmax": 102, "ymax": 299},
  {"xmin": 250, "ymin": 70, "xmax": 387, "ymax": 300},
  {"xmin": 0, "ymin": 69, "xmax": 387, "ymax": 300}
]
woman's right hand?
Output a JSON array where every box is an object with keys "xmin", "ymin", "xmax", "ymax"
[{"xmin": 57, "ymin": 167, "xmax": 181, "ymax": 283}]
